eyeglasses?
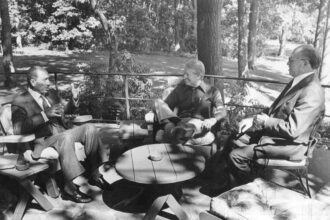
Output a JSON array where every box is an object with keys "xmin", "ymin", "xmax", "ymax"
[{"xmin": 288, "ymin": 58, "xmax": 305, "ymax": 64}]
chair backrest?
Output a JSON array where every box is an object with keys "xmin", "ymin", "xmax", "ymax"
[
  {"xmin": 0, "ymin": 103, "xmax": 17, "ymax": 154},
  {"xmin": 0, "ymin": 103, "xmax": 14, "ymax": 136},
  {"xmin": 305, "ymin": 112, "xmax": 324, "ymax": 159}
]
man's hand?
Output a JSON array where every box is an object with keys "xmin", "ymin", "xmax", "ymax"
[
  {"xmin": 44, "ymin": 104, "xmax": 63, "ymax": 117},
  {"xmin": 202, "ymin": 118, "xmax": 217, "ymax": 130},
  {"xmin": 253, "ymin": 113, "xmax": 269, "ymax": 128},
  {"xmin": 238, "ymin": 117, "xmax": 253, "ymax": 133},
  {"xmin": 71, "ymin": 83, "xmax": 81, "ymax": 100}
]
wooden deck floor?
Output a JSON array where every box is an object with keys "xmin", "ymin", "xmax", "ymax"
[{"xmin": 4, "ymin": 164, "xmax": 215, "ymax": 220}]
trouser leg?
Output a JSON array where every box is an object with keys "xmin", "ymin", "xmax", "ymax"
[
  {"xmin": 45, "ymin": 132, "xmax": 85, "ymax": 182},
  {"xmin": 228, "ymin": 142, "xmax": 307, "ymax": 184},
  {"xmin": 69, "ymin": 124, "xmax": 108, "ymax": 179}
]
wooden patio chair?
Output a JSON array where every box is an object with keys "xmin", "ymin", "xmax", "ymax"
[
  {"xmin": 253, "ymin": 113, "xmax": 324, "ymax": 198},
  {"xmin": 0, "ymin": 103, "xmax": 57, "ymax": 220},
  {"xmin": 254, "ymin": 134, "xmax": 319, "ymax": 198}
]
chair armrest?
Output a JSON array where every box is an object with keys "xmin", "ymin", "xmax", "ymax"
[
  {"xmin": 0, "ymin": 134, "xmax": 35, "ymax": 143},
  {"xmin": 255, "ymin": 158, "xmax": 307, "ymax": 168}
]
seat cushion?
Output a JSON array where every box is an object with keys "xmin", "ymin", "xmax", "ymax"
[{"xmin": 210, "ymin": 178, "xmax": 330, "ymax": 220}]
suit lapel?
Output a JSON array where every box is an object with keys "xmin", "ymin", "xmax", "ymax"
[
  {"xmin": 269, "ymin": 74, "xmax": 314, "ymax": 114},
  {"xmin": 24, "ymin": 91, "xmax": 43, "ymax": 112},
  {"xmin": 268, "ymin": 80, "xmax": 293, "ymax": 114}
]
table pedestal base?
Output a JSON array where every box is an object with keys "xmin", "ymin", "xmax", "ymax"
[{"xmin": 143, "ymin": 194, "xmax": 188, "ymax": 220}]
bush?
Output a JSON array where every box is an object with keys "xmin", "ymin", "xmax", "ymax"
[
  {"xmin": 75, "ymin": 51, "xmax": 155, "ymax": 120},
  {"xmin": 222, "ymin": 80, "xmax": 268, "ymax": 134}
]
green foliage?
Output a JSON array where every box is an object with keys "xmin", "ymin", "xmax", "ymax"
[
  {"xmin": 75, "ymin": 51, "xmax": 154, "ymax": 120},
  {"xmin": 9, "ymin": 0, "xmax": 102, "ymax": 49},
  {"xmin": 9, "ymin": 0, "xmax": 197, "ymax": 52},
  {"xmin": 223, "ymin": 80, "xmax": 267, "ymax": 133},
  {"xmin": 124, "ymin": 6, "xmax": 156, "ymax": 51},
  {"xmin": 220, "ymin": 0, "xmax": 318, "ymax": 58},
  {"xmin": 8, "ymin": 0, "xmax": 319, "ymax": 56}
]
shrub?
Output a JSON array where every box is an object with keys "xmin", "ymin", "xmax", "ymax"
[{"xmin": 75, "ymin": 51, "xmax": 155, "ymax": 120}]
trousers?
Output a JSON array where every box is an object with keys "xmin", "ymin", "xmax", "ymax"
[{"xmin": 42, "ymin": 124, "xmax": 108, "ymax": 181}]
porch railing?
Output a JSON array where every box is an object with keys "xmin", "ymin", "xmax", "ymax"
[{"xmin": 4, "ymin": 71, "xmax": 330, "ymax": 119}]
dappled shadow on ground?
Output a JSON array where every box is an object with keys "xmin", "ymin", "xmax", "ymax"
[{"xmin": 134, "ymin": 54, "xmax": 190, "ymax": 75}]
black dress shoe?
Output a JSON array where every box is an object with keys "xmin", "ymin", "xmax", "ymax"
[
  {"xmin": 61, "ymin": 189, "xmax": 92, "ymax": 203},
  {"xmin": 88, "ymin": 175, "xmax": 112, "ymax": 190}
]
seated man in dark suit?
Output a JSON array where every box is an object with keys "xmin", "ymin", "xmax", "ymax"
[
  {"xmin": 12, "ymin": 66, "xmax": 110, "ymax": 203},
  {"xmin": 153, "ymin": 59, "xmax": 227, "ymax": 146},
  {"xmin": 228, "ymin": 45, "xmax": 325, "ymax": 185}
]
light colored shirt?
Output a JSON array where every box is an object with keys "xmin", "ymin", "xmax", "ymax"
[{"xmin": 28, "ymin": 88, "xmax": 49, "ymax": 122}]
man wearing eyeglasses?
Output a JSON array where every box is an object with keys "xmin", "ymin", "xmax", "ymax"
[
  {"xmin": 153, "ymin": 59, "xmax": 227, "ymax": 146},
  {"xmin": 228, "ymin": 45, "xmax": 325, "ymax": 185}
]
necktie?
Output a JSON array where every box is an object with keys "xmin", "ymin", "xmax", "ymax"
[{"xmin": 40, "ymin": 95, "xmax": 50, "ymax": 111}]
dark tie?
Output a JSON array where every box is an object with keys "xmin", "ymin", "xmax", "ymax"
[
  {"xmin": 268, "ymin": 79, "xmax": 294, "ymax": 114},
  {"xmin": 40, "ymin": 95, "xmax": 50, "ymax": 111}
]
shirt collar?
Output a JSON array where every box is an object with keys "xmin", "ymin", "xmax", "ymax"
[
  {"xmin": 28, "ymin": 87, "xmax": 43, "ymax": 101},
  {"xmin": 198, "ymin": 81, "xmax": 207, "ymax": 92},
  {"xmin": 182, "ymin": 80, "xmax": 207, "ymax": 93},
  {"xmin": 291, "ymin": 71, "xmax": 314, "ymax": 89}
]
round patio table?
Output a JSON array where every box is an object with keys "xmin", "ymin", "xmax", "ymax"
[{"xmin": 115, "ymin": 143, "xmax": 205, "ymax": 220}]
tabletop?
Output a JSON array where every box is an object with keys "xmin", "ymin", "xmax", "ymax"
[
  {"xmin": 115, "ymin": 143, "xmax": 205, "ymax": 184},
  {"xmin": 0, "ymin": 154, "xmax": 50, "ymax": 180}
]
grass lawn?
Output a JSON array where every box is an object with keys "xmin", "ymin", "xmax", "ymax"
[{"xmin": 0, "ymin": 41, "xmax": 297, "ymax": 107}]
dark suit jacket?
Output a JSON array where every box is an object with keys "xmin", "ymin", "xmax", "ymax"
[
  {"xmin": 11, "ymin": 89, "xmax": 77, "ymax": 157},
  {"xmin": 261, "ymin": 73, "xmax": 325, "ymax": 145}
]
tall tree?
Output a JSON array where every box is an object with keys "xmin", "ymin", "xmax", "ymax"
[
  {"xmin": 314, "ymin": 0, "xmax": 327, "ymax": 48},
  {"xmin": 247, "ymin": 0, "xmax": 259, "ymax": 70},
  {"xmin": 197, "ymin": 0, "xmax": 223, "ymax": 76},
  {"xmin": 0, "ymin": 0, "xmax": 15, "ymax": 87},
  {"xmin": 237, "ymin": 0, "xmax": 248, "ymax": 77},
  {"xmin": 319, "ymin": 0, "xmax": 330, "ymax": 116},
  {"xmin": 192, "ymin": 0, "xmax": 197, "ymax": 38},
  {"xmin": 197, "ymin": 0, "xmax": 224, "ymax": 101},
  {"xmin": 276, "ymin": 4, "xmax": 294, "ymax": 57},
  {"xmin": 89, "ymin": 0, "xmax": 118, "ymax": 72},
  {"xmin": 277, "ymin": 25, "xmax": 287, "ymax": 56},
  {"xmin": 319, "ymin": 0, "xmax": 330, "ymax": 82},
  {"xmin": 174, "ymin": 0, "xmax": 180, "ymax": 50}
]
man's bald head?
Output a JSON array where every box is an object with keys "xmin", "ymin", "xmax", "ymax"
[{"xmin": 291, "ymin": 45, "xmax": 321, "ymax": 70}]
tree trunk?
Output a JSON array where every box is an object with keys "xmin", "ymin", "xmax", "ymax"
[
  {"xmin": 89, "ymin": 0, "xmax": 117, "ymax": 72},
  {"xmin": 314, "ymin": 0, "xmax": 327, "ymax": 48},
  {"xmin": 174, "ymin": 0, "xmax": 180, "ymax": 51},
  {"xmin": 197, "ymin": 0, "xmax": 224, "ymax": 101},
  {"xmin": 0, "ymin": 0, "xmax": 15, "ymax": 87},
  {"xmin": 278, "ymin": 25, "xmax": 287, "ymax": 56},
  {"xmin": 237, "ymin": 0, "xmax": 248, "ymax": 78},
  {"xmin": 192, "ymin": 0, "xmax": 197, "ymax": 38},
  {"xmin": 319, "ymin": 0, "xmax": 330, "ymax": 116},
  {"xmin": 247, "ymin": 0, "xmax": 259, "ymax": 70},
  {"xmin": 320, "ymin": 0, "xmax": 330, "ymax": 82}
]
